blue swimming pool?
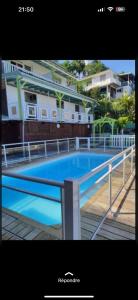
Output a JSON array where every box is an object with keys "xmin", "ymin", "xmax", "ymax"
[{"xmin": 2, "ymin": 152, "xmax": 119, "ymax": 226}]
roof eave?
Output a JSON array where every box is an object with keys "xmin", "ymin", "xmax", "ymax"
[{"xmin": 5, "ymin": 72, "xmax": 93, "ymax": 103}]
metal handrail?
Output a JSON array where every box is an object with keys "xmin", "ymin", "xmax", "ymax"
[
  {"xmin": 2, "ymin": 137, "xmax": 76, "ymax": 147},
  {"xmin": 79, "ymin": 145, "xmax": 135, "ymax": 240},
  {"xmin": 2, "ymin": 184, "xmax": 61, "ymax": 203},
  {"xmin": 2, "ymin": 171, "xmax": 64, "ymax": 188},
  {"xmin": 79, "ymin": 144, "xmax": 135, "ymax": 184},
  {"xmin": 80, "ymin": 147, "xmax": 135, "ymax": 199}
]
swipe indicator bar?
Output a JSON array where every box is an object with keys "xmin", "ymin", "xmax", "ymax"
[{"xmin": 44, "ymin": 296, "xmax": 94, "ymax": 298}]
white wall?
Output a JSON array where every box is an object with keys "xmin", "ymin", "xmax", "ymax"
[
  {"xmin": 37, "ymin": 94, "xmax": 57, "ymax": 110},
  {"xmin": 37, "ymin": 94, "xmax": 82, "ymax": 113},
  {"xmin": 9, "ymin": 60, "xmax": 67, "ymax": 84},
  {"xmin": 6, "ymin": 84, "xmax": 91, "ymax": 123},
  {"xmin": 116, "ymin": 85, "xmax": 132, "ymax": 98},
  {"xmin": 6, "ymin": 85, "xmax": 20, "ymax": 119},
  {"xmin": 84, "ymin": 70, "xmax": 121, "ymax": 91},
  {"xmin": 9, "ymin": 60, "xmax": 50, "ymax": 76}
]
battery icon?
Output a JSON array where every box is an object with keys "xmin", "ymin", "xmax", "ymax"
[{"xmin": 116, "ymin": 7, "xmax": 126, "ymax": 12}]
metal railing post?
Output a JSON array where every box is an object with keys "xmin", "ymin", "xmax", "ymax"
[
  {"xmin": 44, "ymin": 141, "xmax": 47, "ymax": 157},
  {"xmin": 131, "ymin": 148, "xmax": 133, "ymax": 174},
  {"xmin": 67, "ymin": 138, "xmax": 69, "ymax": 152},
  {"xmin": 123, "ymin": 153, "xmax": 126, "ymax": 185},
  {"xmin": 121, "ymin": 136, "xmax": 124, "ymax": 151},
  {"xmin": 28, "ymin": 142, "xmax": 31, "ymax": 161},
  {"xmin": 111, "ymin": 135, "xmax": 113, "ymax": 147},
  {"xmin": 76, "ymin": 137, "xmax": 79, "ymax": 150},
  {"xmin": 57, "ymin": 139, "xmax": 60, "ymax": 154},
  {"xmin": 104, "ymin": 137, "xmax": 106, "ymax": 152},
  {"xmin": 109, "ymin": 163, "xmax": 112, "ymax": 210},
  {"xmin": 3, "ymin": 145, "xmax": 8, "ymax": 167},
  {"xmin": 63, "ymin": 179, "xmax": 80, "ymax": 240},
  {"xmin": 87, "ymin": 137, "xmax": 90, "ymax": 151},
  {"xmin": 60, "ymin": 187, "xmax": 65, "ymax": 240}
]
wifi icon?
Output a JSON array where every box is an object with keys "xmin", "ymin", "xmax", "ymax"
[{"xmin": 107, "ymin": 7, "xmax": 114, "ymax": 12}]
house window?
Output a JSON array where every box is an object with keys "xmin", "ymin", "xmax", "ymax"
[
  {"xmin": 25, "ymin": 92, "xmax": 37, "ymax": 104},
  {"xmin": 28, "ymin": 106, "xmax": 36, "ymax": 117},
  {"xmin": 117, "ymin": 88, "xmax": 123, "ymax": 93},
  {"xmin": 41, "ymin": 109, "xmax": 47, "ymax": 118},
  {"xmin": 17, "ymin": 63, "xmax": 23, "ymax": 68},
  {"xmin": 78, "ymin": 115, "xmax": 81, "ymax": 121},
  {"xmin": 24, "ymin": 65, "xmax": 32, "ymax": 71},
  {"xmin": 75, "ymin": 104, "xmax": 79, "ymax": 112},
  {"xmin": 11, "ymin": 61, "xmax": 31, "ymax": 71},
  {"xmin": 11, "ymin": 106, "xmax": 17, "ymax": 115},
  {"xmin": 100, "ymin": 74, "xmax": 106, "ymax": 81},
  {"xmin": 2, "ymin": 82, "xmax": 8, "ymax": 116},
  {"xmin": 72, "ymin": 114, "xmax": 75, "ymax": 120},
  {"xmin": 52, "ymin": 111, "xmax": 57, "ymax": 118},
  {"xmin": 11, "ymin": 61, "xmax": 23, "ymax": 68},
  {"xmin": 56, "ymin": 100, "xmax": 64, "ymax": 109}
]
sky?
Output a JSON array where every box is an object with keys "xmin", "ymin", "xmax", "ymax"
[
  {"xmin": 101, "ymin": 60, "xmax": 135, "ymax": 74},
  {"xmin": 59, "ymin": 60, "xmax": 135, "ymax": 74}
]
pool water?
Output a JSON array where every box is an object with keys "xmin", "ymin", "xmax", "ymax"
[{"xmin": 2, "ymin": 152, "xmax": 120, "ymax": 226}]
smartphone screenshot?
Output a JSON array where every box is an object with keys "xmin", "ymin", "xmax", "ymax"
[{"xmin": 0, "ymin": 1, "xmax": 137, "ymax": 300}]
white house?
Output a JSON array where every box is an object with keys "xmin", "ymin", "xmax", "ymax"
[
  {"xmin": 79, "ymin": 69, "xmax": 135, "ymax": 99},
  {"xmin": 2, "ymin": 60, "xmax": 94, "ymax": 124}
]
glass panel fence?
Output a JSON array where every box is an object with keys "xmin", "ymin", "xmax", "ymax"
[
  {"xmin": 110, "ymin": 158, "xmax": 123, "ymax": 213},
  {"xmin": 79, "ymin": 138, "xmax": 88, "ymax": 149},
  {"xmin": 69, "ymin": 139, "xmax": 76, "ymax": 151},
  {"xmin": 59, "ymin": 140, "xmax": 68, "ymax": 152},
  {"xmin": 46, "ymin": 140, "xmax": 59, "ymax": 156},
  {"xmin": 124, "ymin": 153, "xmax": 132, "ymax": 183},
  {"xmin": 90, "ymin": 137, "xmax": 104, "ymax": 149},
  {"xmin": 79, "ymin": 165, "xmax": 110, "ymax": 240},
  {"xmin": 4, "ymin": 144, "xmax": 29, "ymax": 165},
  {"xmin": 29, "ymin": 142, "xmax": 45, "ymax": 159},
  {"xmin": 2, "ymin": 176, "xmax": 64, "ymax": 240}
]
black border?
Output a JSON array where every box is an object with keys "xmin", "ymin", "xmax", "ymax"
[{"xmin": 0, "ymin": 4, "xmax": 137, "ymax": 299}]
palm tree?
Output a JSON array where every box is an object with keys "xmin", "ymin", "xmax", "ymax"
[{"xmin": 117, "ymin": 116, "xmax": 129, "ymax": 134}]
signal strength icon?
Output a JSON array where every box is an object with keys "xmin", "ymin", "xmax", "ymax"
[
  {"xmin": 97, "ymin": 8, "xmax": 105, "ymax": 12},
  {"xmin": 107, "ymin": 7, "xmax": 114, "ymax": 12}
]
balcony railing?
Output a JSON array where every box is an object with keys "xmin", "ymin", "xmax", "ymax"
[
  {"xmin": 85, "ymin": 77, "xmax": 121, "ymax": 91},
  {"xmin": 25, "ymin": 104, "xmax": 93, "ymax": 123},
  {"xmin": 121, "ymin": 81, "xmax": 134, "ymax": 88},
  {"xmin": 7, "ymin": 102, "xmax": 93, "ymax": 124}
]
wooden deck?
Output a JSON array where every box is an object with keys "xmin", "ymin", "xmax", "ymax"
[
  {"xmin": 81, "ymin": 175, "xmax": 135, "ymax": 240},
  {"xmin": 2, "ymin": 174, "xmax": 135, "ymax": 241}
]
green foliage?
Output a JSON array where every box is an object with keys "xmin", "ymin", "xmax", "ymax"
[
  {"xmin": 62, "ymin": 60, "xmax": 85, "ymax": 77},
  {"xmin": 61, "ymin": 61, "xmax": 135, "ymax": 126},
  {"xmin": 82, "ymin": 100, "xmax": 87, "ymax": 109},
  {"xmin": 117, "ymin": 116, "xmax": 129, "ymax": 129},
  {"xmin": 51, "ymin": 72, "xmax": 62, "ymax": 83},
  {"xmin": 62, "ymin": 60, "xmax": 107, "ymax": 78},
  {"xmin": 87, "ymin": 87, "xmax": 102, "ymax": 100},
  {"xmin": 98, "ymin": 97, "xmax": 112, "ymax": 117},
  {"xmin": 84, "ymin": 60, "xmax": 108, "ymax": 76},
  {"xmin": 94, "ymin": 92, "xmax": 135, "ymax": 124}
]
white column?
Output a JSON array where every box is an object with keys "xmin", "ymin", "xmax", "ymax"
[
  {"xmin": 87, "ymin": 137, "xmax": 90, "ymax": 150},
  {"xmin": 76, "ymin": 137, "xmax": 79, "ymax": 150}
]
